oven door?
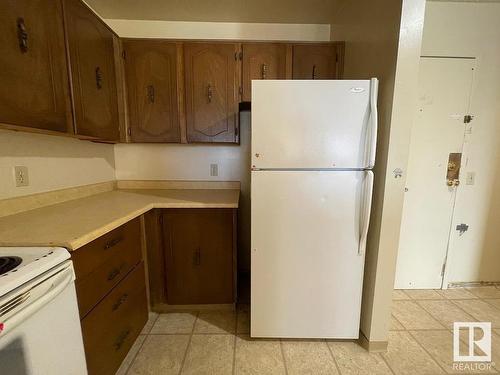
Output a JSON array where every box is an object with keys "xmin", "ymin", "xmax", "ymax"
[{"xmin": 0, "ymin": 261, "xmax": 87, "ymax": 375}]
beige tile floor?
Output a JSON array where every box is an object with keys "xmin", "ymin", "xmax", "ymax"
[{"xmin": 117, "ymin": 286, "xmax": 500, "ymax": 375}]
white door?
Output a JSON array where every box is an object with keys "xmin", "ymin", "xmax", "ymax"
[
  {"xmin": 251, "ymin": 170, "xmax": 373, "ymax": 338},
  {"xmin": 395, "ymin": 57, "xmax": 474, "ymax": 289},
  {"xmin": 251, "ymin": 79, "xmax": 378, "ymax": 169}
]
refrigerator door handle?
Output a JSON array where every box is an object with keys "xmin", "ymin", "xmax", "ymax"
[
  {"xmin": 367, "ymin": 78, "xmax": 379, "ymax": 168},
  {"xmin": 359, "ymin": 171, "xmax": 374, "ymax": 256}
]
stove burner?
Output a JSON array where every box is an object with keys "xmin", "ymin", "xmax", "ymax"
[{"xmin": 0, "ymin": 256, "xmax": 22, "ymax": 275}]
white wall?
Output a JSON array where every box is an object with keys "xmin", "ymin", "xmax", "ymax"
[
  {"xmin": 106, "ymin": 19, "xmax": 330, "ymax": 41},
  {"xmin": 331, "ymin": 0, "xmax": 426, "ymax": 344},
  {"xmin": 0, "ymin": 130, "xmax": 115, "ymax": 200},
  {"xmin": 421, "ymin": 1, "xmax": 500, "ymax": 283}
]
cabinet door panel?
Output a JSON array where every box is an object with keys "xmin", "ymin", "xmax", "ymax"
[
  {"xmin": 124, "ymin": 41, "xmax": 180, "ymax": 143},
  {"xmin": 292, "ymin": 44, "xmax": 340, "ymax": 80},
  {"xmin": 162, "ymin": 209, "xmax": 234, "ymax": 304},
  {"xmin": 64, "ymin": 0, "xmax": 119, "ymax": 141},
  {"xmin": 242, "ymin": 43, "xmax": 287, "ymax": 102},
  {"xmin": 184, "ymin": 43, "xmax": 238, "ymax": 143},
  {"xmin": 0, "ymin": 0, "xmax": 71, "ymax": 132}
]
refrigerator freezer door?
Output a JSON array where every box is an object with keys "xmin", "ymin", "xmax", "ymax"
[
  {"xmin": 251, "ymin": 79, "xmax": 378, "ymax": 169},
  {"xmin": 251, "ymin": 170, "xmax": 372, "ymax": 338}
]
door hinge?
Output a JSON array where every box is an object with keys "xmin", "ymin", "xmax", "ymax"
[
  {"xmin": 456, "ymin": 223, "xmax": 469, "ymax": 235},
  {"xmin": 122, "ymin": 50, "xmax": 126, "ymax": 59},
  {"xmin": 464, "ymin": 115, "xmax": 474, "ymax": 123},
  {"xmin": 127, "ymin": 127, "xmax": 131, "ymax": 136}
]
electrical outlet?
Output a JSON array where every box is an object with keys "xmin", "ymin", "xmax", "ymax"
[
  {"xmin": 14, "ymin": 166, "xmax": 29, "ymax": 187},
  {"xmin": 466, "ymin": 172, "xmax": 475, "ymax": 185},
  {"xmin": 210, "ymin": 163, "xmax": 218, "ymax": 177}
]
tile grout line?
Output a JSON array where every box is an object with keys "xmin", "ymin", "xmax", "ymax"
[
  {"xmin": 124, "ymin": 312, "xmax": 160, "ymax": 375},
  {"xmin": 279, "ymin": 340, "xmax": 289, "ymax": 375},
  {"xmin": 232, "ymin": 308, "xmax": 238, "ymax": 375},
  {"xmin": 378, "ymin": 351, "xmax": 397, "ymax": 375},
  {"xmin": 406, "ymin": 330, "xmax": 449, "ymax": 374},
  {"xmin": 391, "ymin": 313, "xmax": 406, "ymax": 331},
  {"xmin": 123, "ymin": 335, "xmax": 148, "ymax": 375},
  {"xmin": 414, "ymin": 299, "xmax": 465, "ymax": 329},
  {"xmin": 394, "ymin": 299, "xmax": 446, "ymax": 330},
  {"xmin": 177, "ymin": 310, "xmax": 200, "ymax": 375},
  {"xmin": 324, "ymin": 340, "xmax": 344, "ymax": 375}
]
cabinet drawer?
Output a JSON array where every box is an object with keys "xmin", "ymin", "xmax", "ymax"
[
  {"xmin": 72, "ymin": 218, "xmax": 141, "ymax": 280},
  {"xmin": 81, "ymin": 263, "xmax": 148, "ymax": 375},
  {"xmin": 72, "ymin": 218, "xmax": 142, "ymax": 318}
]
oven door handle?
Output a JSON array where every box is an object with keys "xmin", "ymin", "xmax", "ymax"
[{"xmin": 0, "ymin": 267, "xmax": 73, "ymax": 336}]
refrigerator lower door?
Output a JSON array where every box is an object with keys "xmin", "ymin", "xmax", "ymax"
[{"xmin": 251, "ymin": 170, "xmax": 373, "ymax": 338}]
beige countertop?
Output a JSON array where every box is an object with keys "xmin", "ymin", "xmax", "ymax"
[{"xmin": 0, "ymin": 188, "xmax": 239, "ymax": 251}]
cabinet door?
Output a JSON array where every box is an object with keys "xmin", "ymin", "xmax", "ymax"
[
  {"xmin": 162, "ymin": 209, "xmax": 235, "ymax": 304},
  {"xmin": 184, "ymin": 43, "xmax": 239, "ymax": 143},
  {"xmin": 0, "ymin": 0, "xmax": 71, "ymax": 132},
  {"xmin": 241, "ymin": 43, "xmax": 287, "ymax": 102},
  {"xmin": 124, "ymin": 41, "xmax": 181, "ymax": 143},
  {"xmin": 64, "ymin": 0, "xmax": 119, "ymax": 141},
  {"xmin": 292, "ymin": 44, "xmax": 340, "ymax": 80}
]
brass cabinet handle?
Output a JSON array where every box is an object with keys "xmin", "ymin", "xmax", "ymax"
[
  {"xmin": 312, "ymin": 65, "xmax": 317, "ymax": 80},
  {"xmin": 207, "ymin": 84, "xmax": 213, "ymax": 103},
  {"xmin": 193, "ymin": 248, "xmax": 201, "ymax": 266},
  {"xmin": 147, "ymin": 85, "xmax": 155, "ymax": 103},
  {"xmin": 113, "ymin": 329, "xmax": 131, "ymax": 351},
  {"xmin": 261, "ymin": 64, "xmax": 268, "ymax": 79},
  {"xmin": 104, "ymin": 236, "xmax": 123, "ymax": 250},
  {"xmin": 112, "ymin": 293, "xmax": 129, "ymax": 311},
  {"xmin": 108, "ymin": 263, "xmax": 127, "ymax": 281},
  {"xmin": 95, "ymin": 67, "xmax": 103, "ymax": 89},
  {"xmin": 17, "ymin": 18, "xmax": 28, "ymax": 53}
]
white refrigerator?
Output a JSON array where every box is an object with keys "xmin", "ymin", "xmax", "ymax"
[{"xmin": 251, "ymin": 79, "xmax": 378, "ymax": 339}]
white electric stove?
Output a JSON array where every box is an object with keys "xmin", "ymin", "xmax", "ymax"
[{"xmin": 0, "ymin": 247, "xmax": 87, "ymax": 374}]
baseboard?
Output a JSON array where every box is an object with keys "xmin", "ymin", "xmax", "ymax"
[
  {"xmin": 358, "ymin": 331, "xmax": 388, "ymax": 352},
  {"xmin": 151, "ymin": 303, "xmax": 235, "ymax": 312}
]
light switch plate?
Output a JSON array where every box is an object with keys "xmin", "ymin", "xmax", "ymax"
[
  {"xmin": 14, "ymin": 166, "xmax": 29, "ymax": 187},
  {"xmin": 466, "ymin": 172, "xmax": 475, "ymax": 185},
  {"xmin": 210, "ymin": 164, "xmax": 218, "ymax": 177}
]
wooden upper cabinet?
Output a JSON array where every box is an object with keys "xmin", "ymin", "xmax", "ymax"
[
  {"xmin": 123, "ymin": 40, "xmax": 181, "ymax": 143},
  {"xmin": 241, "ymin": 43, "xmax": 287, "ymax": 102},
  {"xmin": 64, "ymin": 0, "xmax": 120, "ymax": 141},
  {"xmin": 0, "ymin": 0, "xmax": 72, "ymax": 132},
  {"xmin": 184, "ymin": 43, "xmax": 239, "ymax": 143},
  {"xmin": 292, "ymin": 43, "xmax": 342, "ymax": 80}
]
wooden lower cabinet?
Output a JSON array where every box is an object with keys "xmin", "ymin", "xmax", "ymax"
[
  {"xmin": 145, "ymin": 208, "xmax": 237, "ymax": 307},
  {"xmin": 72, "ymin": 218, "xmax": 147, "ymax": 375},
  {"xmin": 81, "ymin": 264, "xmax": 148, "ymax": 375}
]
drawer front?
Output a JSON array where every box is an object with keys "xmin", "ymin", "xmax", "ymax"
[
  {"xmin": 76, "ymin": 240, "xmax": 142, "ymax": 318},
  {"xmin": 72, "ymin": 218, "xmax": 141, "ymax": 280},
  {"xmin": 81, "ymin": 263, "xmax": 148, "ymax": 375}
]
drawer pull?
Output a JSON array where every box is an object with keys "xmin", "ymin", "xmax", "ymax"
[
  {"xmin": 104, "ymin": 236, "xmax": 123, "ymax": 250},
  {"xmin": 112, "ymin": 293, "xmax": 129, "ymax": 311},
  {"xmin": 107, "ymin": 267, "xmax": 121, "ymax": 281},
  {"xmin": 113, "ymin": 329, "xmax": 131, "ymax": 351},
  {"xmin": 17, "ymin": 18, "xmax": 28, "ymax": 53}
]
